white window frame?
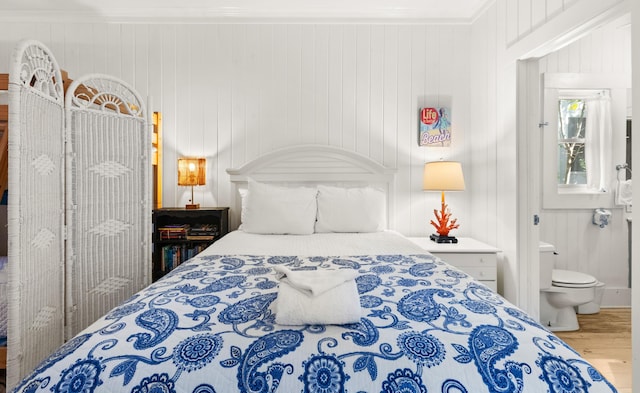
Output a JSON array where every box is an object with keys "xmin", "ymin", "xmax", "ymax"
[{"xmin": 541, "ymin": 73, "xmax": 623, "ymax": 209}]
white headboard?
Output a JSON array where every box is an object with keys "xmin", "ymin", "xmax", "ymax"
[{"xmin": 226, "ymin": 144, "xmax": 397, "ymax": 230}]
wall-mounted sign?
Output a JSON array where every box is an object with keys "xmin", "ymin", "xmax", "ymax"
[{"xmin": 419, "ymin": 107, "xmax": 451, "ymax": 147}]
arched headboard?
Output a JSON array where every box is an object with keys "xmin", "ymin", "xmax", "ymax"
[{"xmin": 226, "ymin": 144, "xmax": 397, "ymax": 230}]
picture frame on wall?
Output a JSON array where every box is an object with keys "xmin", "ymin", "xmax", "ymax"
[{"xmin": 419, "ymin": 107, "xmax": 451, "ymax": 147}]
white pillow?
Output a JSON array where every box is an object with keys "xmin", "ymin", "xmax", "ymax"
[
  {"xmin": 315, "ymin": 185, "xmax": 386, "ymax": 233},
  {"xmin": 238, "ymin": 187, "xmax": 248, "ymax": 227},
  {"xmin": 242, "ymin": 180, "xmax": 318, "ymax": 235}
]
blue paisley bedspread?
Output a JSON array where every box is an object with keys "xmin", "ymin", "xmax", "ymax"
[{"xmin": 13, "ymin": 253, "xmax": 617, "ymax": 393}]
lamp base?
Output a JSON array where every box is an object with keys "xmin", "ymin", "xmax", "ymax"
[
  {"xmin": 430, "ymin": 233, "xmax": 458, "ymax": 244},
  {"xmin": 185, "ymin": 203, "xmax": 200, "ymax": 210}
]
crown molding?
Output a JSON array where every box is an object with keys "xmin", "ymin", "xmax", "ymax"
[
  {"xmin": 0, "ymin": 1, "xmax": 491, "ymax": 25},
  {"xmin": 0, "ymin": 12, "xmax": 478, "ymax": 25}
]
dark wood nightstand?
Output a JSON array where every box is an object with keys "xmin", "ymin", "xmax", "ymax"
[{"xmin": 152, "ymin": 207, "xmax": 229, "ymax": 281}]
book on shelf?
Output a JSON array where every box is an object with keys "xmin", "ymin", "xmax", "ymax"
[
  {"xmin": 158, "ymin": 224, "xmax": 190, "ymax": 231},
  {"xmin": 160, "ymin": 243, "xmax": 208, "ymax": 273},
  {"xmin": 186, "ymin": 224, "xmax": 218, "ymax": 240},
  {"xmin": 160, "ymin": 232, "xmax": 186, "ymax": 240},
  {"xmin": 188, "ymin": 224, "xmax": 218, "ymax": 236},
  {"xmin": 159, "ymin": 224, "xmax": 190, "ymax": 240},
  {"xmin": 185, "ymin": 234, "xmax": 215, "ymax": 241}
]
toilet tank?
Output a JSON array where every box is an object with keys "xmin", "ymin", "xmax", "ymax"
[{"xmin": 539, "ymin": 242, "xmax": 556, "ymax": 289}]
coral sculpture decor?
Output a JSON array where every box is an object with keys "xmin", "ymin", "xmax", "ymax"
[
  {"xmin": 423, "ymin": 161, "xmax": 465, "ymax": 243},
  {"xmin": 430, "ymin": 198, "xmax": 459, "ymax": 237}
]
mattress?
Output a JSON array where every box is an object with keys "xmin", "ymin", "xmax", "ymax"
[
  {"xmin": 11, "ymin": 232, "xmax": 617, "ymax": 393},
  {"xmin": 203, "ymin": 229, "xmax": 427, "ymax": 256}
]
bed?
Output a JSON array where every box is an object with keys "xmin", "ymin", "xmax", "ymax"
[
  {"xmin": 10, "ymin": 230, "xmax": 617, "ymax": 393},
  {"xmin": 10, "ymin": 145, "xmax": 617, "ymax": 393}
]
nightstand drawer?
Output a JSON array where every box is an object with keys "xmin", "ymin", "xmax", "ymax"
[
  {"xmin": 407, "ymin": 237, "xmax": 500, "ymax": 294},
  {"xmin": 478, "ymin": 280, "xmax": 497, "ymax": 292},
  {"xmin": 451, "ymin": 266, "xmax": 497, "ymax": 281},
  {"xmin": 434, "ymin": 252, "xmax": 497, "ymax": 268}
]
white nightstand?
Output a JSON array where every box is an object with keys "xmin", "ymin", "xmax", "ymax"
[{"xmin": 407, "ymin": 237, "xmax": 500, "ymax": 292}]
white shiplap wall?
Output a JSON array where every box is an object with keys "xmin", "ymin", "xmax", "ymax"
[
  {"xmin": 0, "ymin": 22, "xmax": 474, "ymax": 239},
  {"xmin": 469, "ymin": 0, "xmax": 629, "ymax": 309},
  {"xmin": 503, "ymin": 0, "xmax": 628, "ymax": 48},
  {"xmin": 537, "ymin": 18, "xmax": 632, "ymax": 306},
  {"xmin": 0, "ymin": 0, "xmax": 628, "ymax": 312}
]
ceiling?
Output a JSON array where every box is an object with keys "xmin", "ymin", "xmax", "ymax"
[{"xmin": 0, "ymin": 0, "xmax": 493, "ymax": 23}]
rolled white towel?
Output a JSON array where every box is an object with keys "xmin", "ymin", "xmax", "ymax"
[
  {"xmin": 273, "ymin": 265, "xmax": 359, "ymax": 296},
  {"xmin": 616, "ymin": 179, "xmax": 632, "ymax": 206},
  {"xmin": 273, "ymin": 266, "xmax": 362, "ymax": 325}
]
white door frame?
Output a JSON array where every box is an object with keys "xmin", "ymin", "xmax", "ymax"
[{"xmin": 514, "ymin": 8, "xmax": 630, "ymax": 319}]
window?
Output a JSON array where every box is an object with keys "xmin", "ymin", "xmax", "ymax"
[
  {"xmin": 553, "ymin": 90, "xmax": 611, "ymax": 193},
  {"xmin": 557, "ymin": 98, "xmax": 586, "ymax": 186},
  {"xmin": 541, "ymin": 73, "xmax": 619, "ymax": 209}
]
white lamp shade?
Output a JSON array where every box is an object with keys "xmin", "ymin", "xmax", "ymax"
[{"xmin": 423, "ymin": 161, "xmax": 465, "ymax": 191}]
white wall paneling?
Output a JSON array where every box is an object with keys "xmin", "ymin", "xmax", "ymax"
[
  {"xmin": 518, "ymin": 0, "xmax": 531, "ymax": 38},
  {"xmin": 504, "ymin": 0, "xmax": 627, "ymax": 48},
  {"xmin": 469, "ymin": 0, "xmax": 630, "ymax": 311},
  {"xmin": 516, "ymin": 58, "xmax": 542, "ymax": 319},
  {"xmin": 0, "ymin": 21, "xmax": 475, "ymax": 242},
  {"xmin": 0, "ymin": 0, "xmax": 631, "ymax": 315},
  {"xmin": 469, "ymin": 5, "xmax": 499, "ymax": 251},
  {"xmin": 537, "ymin": 17, "xmax": 632, "ymax": 307},
  {"xmin": 531, "ymin": 1, "xmax": 547, "ymax": 31}
]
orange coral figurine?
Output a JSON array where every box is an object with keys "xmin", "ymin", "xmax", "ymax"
[{"xmin": 430, "ymin": 199, "xmax": 459, "ymax": 236}]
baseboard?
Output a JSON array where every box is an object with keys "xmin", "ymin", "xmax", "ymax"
[{"xmin": 601, "ymin": 287, "xmax": 631, "ymax": 307}]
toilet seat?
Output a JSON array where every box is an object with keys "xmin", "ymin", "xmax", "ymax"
[{"xmin": 552, "ymin": 269, "xmax": 598, "ymax": 288}]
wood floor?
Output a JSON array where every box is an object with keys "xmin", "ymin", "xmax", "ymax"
[{"xmin": 555, "ymin": 308, "xmax": 631, "ymax": 393}]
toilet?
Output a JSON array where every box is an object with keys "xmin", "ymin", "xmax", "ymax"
[{"xmin": 539, "ymin": 242, "xmax": 604, "ymax": 331}]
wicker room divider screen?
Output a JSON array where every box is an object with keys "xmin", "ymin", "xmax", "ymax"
[
  {"xmin": 7, "ymin": 40, "xmax": 66, "ymax": 388},
  {"xmin": 7, "ymin": 40, "xmax": 151, "ymax": 388},
  {"xmin": 65, "ymin": 75, "xmax": 151, "ymax": 340}
]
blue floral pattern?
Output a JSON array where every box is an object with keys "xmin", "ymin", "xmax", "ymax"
[
  {"xmin": 538, "ymin": 355, "xmax": 590, "ymax": 393},
  {"xmin": 131, "ymin": 373, "xmax": 175, "ymax": 393},
  {"xmin": 300, "ymin": 354, "xmax": 348, "ymax": 393},
  {"xmin": 173, "ymin": 334, "xmax": 223, "ymax": 372},
  {"xmin": 54, "ymin": 359, "xmax": 102, "ymax": 393},
  {"xmin": 13, "ymin": 253, "xmax": 617, "ymax": 393},
  {"xmin": 397, "ymin": 331, "xmax": 445, "ymax": 368}
]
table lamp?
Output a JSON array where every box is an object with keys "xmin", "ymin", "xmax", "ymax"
[
  {"xmin": 423, "ymin": 161, "xmax": 465, "ymax": 243},
  {"xmin": 178, "ymin": 157, "xmax": 206, "ymax": 209}
]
